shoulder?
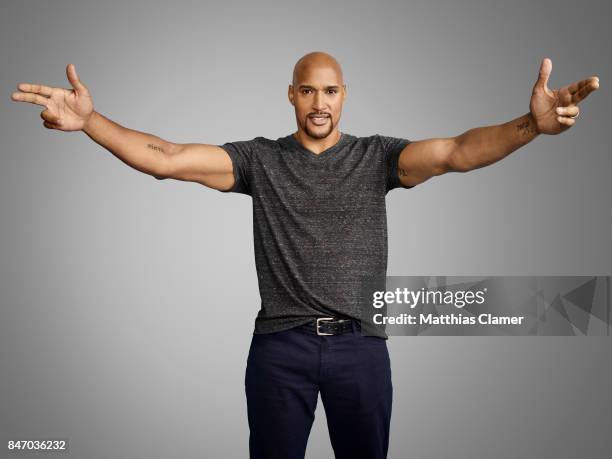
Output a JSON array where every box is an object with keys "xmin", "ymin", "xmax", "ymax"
[
  {"xmin": 244, "ymin": 136, "xmax": 288, "ymax": 152},
  {"xmin": 218, "ymin": 136, "xmax": 278, "ymax": 158},
  {"xmin": 342, "ymin": 133, "xmax": 387, "ymax": 154},
  {"xmin": 220, "ymin": 136, "xmax": 271, "ymax": 148},
  {"xmin": 340, "ymin": 133, "xmax": 379, "ymax": 147},
  {"xmin": 375, "ymin": 134, "xmax": 412, "ymax": 152}
]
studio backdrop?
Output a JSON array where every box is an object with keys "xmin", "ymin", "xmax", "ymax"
[{"xmin": 1, "ymin": 0, "xmax": 610, "ymax": 458}]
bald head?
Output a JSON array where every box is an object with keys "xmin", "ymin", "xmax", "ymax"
[
  {"xmin": 288, "ymin": 51, "xmax": 346, "ymax": 141},
  {"xmin": 292, "ymin": 51, "xmax": 344, "ymax": 87}
]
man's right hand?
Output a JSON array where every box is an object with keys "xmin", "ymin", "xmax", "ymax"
[{"xmin": 10, "ymin": 63, "xmax": 94, "ymax": 132}]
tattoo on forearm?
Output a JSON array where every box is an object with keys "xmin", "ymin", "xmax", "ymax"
[
  {"xmin": 516, "ymin": 119, "xmax": 536, "ymax": 136},
  {"xmin": 398, "ymin": 168, "xmax": 408, "ymax": 176},
  {"xmin": 147, "ymin": 143, "xmax": 165, "ymax": 153}
]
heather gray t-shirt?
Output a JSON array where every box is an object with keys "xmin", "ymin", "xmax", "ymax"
[{"xmin": 217, "ymin": 132, "xmax": 413, "ymax": 338}]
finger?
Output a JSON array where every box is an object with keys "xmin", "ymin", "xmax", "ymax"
[
  {"xmin": 535, "ymin": 57, "xmax": 552, "ymax": 90},
  {"xmin": 566, "ymin": 76, "xmax": 597, "ymax": 95},
  {"xmin": 15, "ymin": 82, "xmax": 54, "ymax": 97},
  {"xmin": 556, "ymin": 105, "xmax": 579, "ymax": 117},
  {"xmin": 10, "ymin": 91, "xmax": 50, "ymax": 107},
  {"xmin": 558, "ymin": 86, "xmax": 572, "ymax": 106},
  {"xmin": 40, "ymin": 110, "xmax": 60, "ymax": 124},
  {"xmin": 43, "ymin": 120, "xmax": 60, "ymax": 130},
  {"xmin": 557, "ymin": 116, "xmax": 576, "ymax": 126},
  {"xmin": 572, "ymin": 76, "xmax": 599, "ymax": 104},
  {"xmin": 66, "ymin": 63, "xmax": 87, "ymax": 93}
]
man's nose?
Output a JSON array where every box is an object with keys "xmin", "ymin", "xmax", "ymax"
[{"xmin": 313, "ymin": 91, "xmax": 326, "ymax": 110}]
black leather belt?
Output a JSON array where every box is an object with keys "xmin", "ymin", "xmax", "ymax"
[{"xmin": 299, "ymin": 317, "xmax": 356, "ymax": 336}]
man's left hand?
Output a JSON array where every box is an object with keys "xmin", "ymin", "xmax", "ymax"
[{"xmin": 529, "ymin": 57, "xmax": 599, "ymax": 135}]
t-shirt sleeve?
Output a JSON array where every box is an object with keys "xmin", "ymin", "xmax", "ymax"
[
  {"xmin": 216, "ymin": 139, "xmax": 256, "ymax": 195},
  {"xmin": 377, "ymin": 134, "xmax": 414, "ymax": 193}
]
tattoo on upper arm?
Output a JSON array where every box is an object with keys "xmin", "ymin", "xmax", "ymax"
[
  {"xmin": 516, "ymin": 119, "xmax": 536, "ymax": 136},
  {"xmin": 147, "ymin": 143, "xmax": 165, "ymax": 153},
  {"xmin": 398, "ymin": 168, "xmax": 408, "ymax": 176}
]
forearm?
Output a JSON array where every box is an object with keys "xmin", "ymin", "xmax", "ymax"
[
  {"xmin": 449, "ymin": 112, "xmax": 539, "ymax": 172},
  {"xmin": 81, "ymin": 111, "xmax": 175, "ymax": 177}
]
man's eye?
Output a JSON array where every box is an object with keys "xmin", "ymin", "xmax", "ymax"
[{"xmin": 300, "ymin": 89, "xmax": 337, "ymax": 94}]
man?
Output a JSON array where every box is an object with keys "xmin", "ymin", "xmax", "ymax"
[{"xmin": 10, "ymin": 51, "xmax": 599, "ymax": 459}]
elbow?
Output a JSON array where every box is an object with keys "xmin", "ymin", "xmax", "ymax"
[
  {"xmin": 447, "ymin": 156, "xmax": 469, "ymax": 173},
  {"xmin": 153, "ymin": 143, "xmax": 179, "ymax": 180},
  {"xmin": 446, "ymin": 143, "xmax": 471, "ymax": 173},
  {"xmin": 152, "ymin": 157, "xmax": 171, "ymax": 180}
]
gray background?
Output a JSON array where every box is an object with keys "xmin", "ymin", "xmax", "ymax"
[{"xmin": 1, "ymin": 0, "xmax": 610, "ymax": 457}]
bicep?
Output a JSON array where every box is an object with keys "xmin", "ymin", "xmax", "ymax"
[
  {"xmin": 162, "ymin": 143, "xmax": 235, "ymax": 191},
  {"xmin": 397, "ymin": 137, "xmax": 457, "ymax": 187}
]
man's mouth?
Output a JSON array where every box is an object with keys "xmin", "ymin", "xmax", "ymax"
[{"xmin": 309, "ymin": 115, "xmax": 330, "ymax": 126}]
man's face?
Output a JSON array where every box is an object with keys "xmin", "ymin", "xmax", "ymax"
[{"xmin": 288, "ymin": 65, "xmax": 346, "ymax": 140}]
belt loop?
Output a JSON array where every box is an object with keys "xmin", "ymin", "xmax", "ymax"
[{"xmin": 351, "ymin": 319, "xmax": 357, "ymax": 335}]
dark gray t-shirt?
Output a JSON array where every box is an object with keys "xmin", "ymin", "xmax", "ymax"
[{"xmin": 217, "ymin": 132, "xmax": 413, "ymax": 338}]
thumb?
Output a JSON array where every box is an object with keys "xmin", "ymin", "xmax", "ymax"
[
  {"xmin": 66, "ymin": 63, "xmax": 87, "ymax": 93},
  {"xmin": 535, "ymin": 57, "xmax": 552, "ymax": 90}
]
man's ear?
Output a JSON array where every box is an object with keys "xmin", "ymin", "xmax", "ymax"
[{"xmin": 288, "ymin": 84, "xmax": 294, "ymax": 106}]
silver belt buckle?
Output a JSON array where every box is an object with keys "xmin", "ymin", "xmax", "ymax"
[{"xmin": 316, "ymin": 317, "xmax": 335, "ymax": 336}]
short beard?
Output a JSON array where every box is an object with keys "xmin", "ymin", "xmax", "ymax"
[{"xmin": 303, "ymin": 117, "xmax": 334, "ymax": 139}]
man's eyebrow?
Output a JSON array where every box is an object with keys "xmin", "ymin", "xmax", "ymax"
[{"xmin": 298, "ymin": 85, "xmax": 340, "ymax": 90}]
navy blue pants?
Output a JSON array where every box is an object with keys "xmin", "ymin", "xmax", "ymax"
[{"xmin": 245, "ymin": 321, "xmax": 393, "ymax": 459}]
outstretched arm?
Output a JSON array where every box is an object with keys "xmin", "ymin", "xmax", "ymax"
[
  {"xmin": 445, "ymin": 111, "xmax": 539, "ymax": 173},
  {"xmin": 82, "ymin": 112, "xmax": 235, "ymax": 190},
  {"xmin": 11, "ymin": 64, "xmax": 236, "ymax": 191},
  {"xmin": 396, "ymin": 58, "xmax": 600, "ymax": 188}
]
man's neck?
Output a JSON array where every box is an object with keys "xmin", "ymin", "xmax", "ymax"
[{"xmin": 293, "ymin": 129, "xmax": 342, "ymax": 155}]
